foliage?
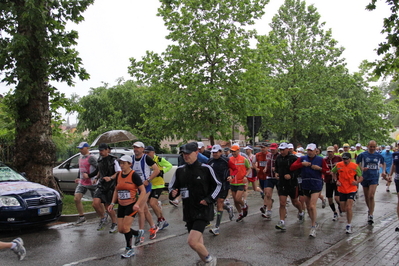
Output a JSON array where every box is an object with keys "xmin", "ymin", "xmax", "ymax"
[
  {"xmin": 62, "ymin": 194, "xmax": 95, "ymax": 215},
  {"xmin": 257, "ymin": 0, "xmax": 393, "ymax": 147},
  {"xmin": 0, "ymin": 0, "xmax": 93, "ymax": 187},
  {"xmin": 366, "ymin": 0, "xmax": 399, "ymax": 80},
  {"xmin": 129, "ymin": 0, "xmax": 275, "ymax": 144}
]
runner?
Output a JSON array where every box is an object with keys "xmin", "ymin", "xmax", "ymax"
[
  {"xmin": 229, "ymin": 145, "xmax": 251, "ymax": 222},
  {"xmin": 108, "ymin": 155, "xmax": 147, "ymax": 258},
  {"xmin": 290, "ymin": 143, "xmax": 329, "ymax": 237},
  {"xmin": 323, "ymin": 146, "xmax": 343, "ymax": 221},
  {"xmin": 131, "ymin": 141, "xmax": 160, "ymax": 243},
  {"xmin": 207, "ymin": 144, "xmax": 237, "ymax": 235},
  {"xmin": 255, "ymin": 144, "xmax": 268, "ymax": 201},
  {"xmin": 144, "ymin": 146, "xmax": 172, "ymax": 230},
  {"xmin": 331, "ymin": 152, "xmax": 363, "ymax": 234},
  {"xmin": 274, "ymin": 143, "xmax": 304, "ymax": 230},
  {"xmin": 356, "ymin": 140, "xmax": 386, "ymax": 224},
  {"xmin": 243, "ymin": 145, "xmax": 261, "ymax": 203},
  {"xmin": 261, "ymin": 143, "xmax": 279, "ymax": 220},
  {"xmin": 390, "ymin": 149, "xmax": 399, "ymax": 232},
  {"xmin": 381, "ymin": 146, "xmax": 393, "ymax": 192},
  {"xmin": 169, "ymin": 142, "xmax": 221, "ymax": 266}
]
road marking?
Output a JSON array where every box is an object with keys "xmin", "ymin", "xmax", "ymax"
[{"xmin": 63, "ymin": 257, "xmax": 98, "ymax": 265}]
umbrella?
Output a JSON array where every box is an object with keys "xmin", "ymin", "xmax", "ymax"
[{"xmin": 91, "ymin": 130, "xmax": 136, "ymax": 147}]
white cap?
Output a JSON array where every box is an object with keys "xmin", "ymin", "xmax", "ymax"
[
  {"xmin": 297, "ymin": 147, "xmax": 304, "ymax": 152},
  {"xmin": 279, "ymin": 142, "xmax": 289, "ymax": 149},
  {"xmin": 356, "ymin": 143, "xmax": 361, "ymax": 147},
  {"xmin": 386, "ymin": 146, "xmax": 391, "ymax": 150},
  {"xmin": 306, "ymin": 143, "xmax": 317, "ymax": 151},
  {"xmin": 132, "ymin": 141, "xmax": 145, "ymax": 148},
  {"xmin": 119, "ymin": 155, "xmax": 133, "ymax": 163},
  {"xmin": 197, "ymin": 142, "xmax": 205, "ymax": 149},
  {"xmin": 287, "ymin": 143, "xmax": 294, "ymax": 149},
  {"xmin": 243, "ymin": 146, "xmax": 253, "ymax": 150},
  {"xmin": 211, "ymin": 144, "xmax": 222, "ymax": 152},
  {"xmin": 339, "ymin": 147, "xmax": 344, "ymax": 151}
]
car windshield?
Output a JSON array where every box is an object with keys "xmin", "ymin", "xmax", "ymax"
[{"xmin": 0, "ymin": 163, "xmax": 27, "ymax": 182}]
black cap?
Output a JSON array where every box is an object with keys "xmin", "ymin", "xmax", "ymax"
[
  {"xmin": 144, "ymin": 146, "xmax": 155, "ymax": 152},
  {"xmin": 342, "ymin": 152, "xmax": 351, "ymax": 159},
  {"xmin": 98, "ymin": 143, "xmax": 111, "ymax": 151},
  {"xmin": 223, "ymin": 147, "xmax": 230, "ymax": 152},
  {"xmin": 181, "ymin": 142, "xmax": 198, "ymax": 154}
]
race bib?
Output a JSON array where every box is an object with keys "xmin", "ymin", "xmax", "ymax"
[
  {"xmin": 366, "ymin": 164, "xmax": 378, "ymax": 170},
  {"xmin": 118, "ymin": 190, "xmax": 130, "ymax": 200},
  {"xmin": 180, "ymin": 188, "xmax": 189, "ymax": 199},
  {"xmin": 259, "ymin": 161, "xmax": 266, "ymax": 167}
]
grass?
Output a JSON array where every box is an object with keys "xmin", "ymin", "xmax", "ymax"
[{"xmin": 62, "ymin": 195, "xmax": 95, "ymax": 215}]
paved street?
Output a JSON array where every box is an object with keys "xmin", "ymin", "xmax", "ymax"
[{"xmin": 1, "ymin": 182, "xmax": 399, "ymax": 266}]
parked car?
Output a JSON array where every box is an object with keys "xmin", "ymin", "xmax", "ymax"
[
  {"xmin": 0, "ymin": 162, "xmax": 63, "ymax": 229},
  {"xmin": 54, "ymin": 149, "xmax": 178, "ymax": 193},
  {"xmin": 53, "ymin": 148, "xmax": 134, "ymax": 193}
]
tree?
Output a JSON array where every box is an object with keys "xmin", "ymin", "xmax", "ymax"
[
  {"xmin": 367, "ymin": 0, "xmax": 399, "ymax": 79},
  {"xmin": 0, "ymin": 1, "xmax": 93, "ymax": 187},
  {"xmin": 129, "ymin": 0, "xmax": 272, "ymax": 145},
  {"xmin": 257, "ymin": 0, "xmax": 393, "ymax": 147}
]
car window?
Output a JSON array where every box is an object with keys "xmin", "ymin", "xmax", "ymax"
[
  {"xmin": 164, "ymin": 157, "xmax": 178, "ymax": 166},
  {"xmin": 0, "ymin": 164, "xmax": 26, "ymax": 182}
]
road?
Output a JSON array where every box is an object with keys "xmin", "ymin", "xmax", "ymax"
[{"xmin": 1, "ymin": 183, "xmax": 398, "ymax": 266}]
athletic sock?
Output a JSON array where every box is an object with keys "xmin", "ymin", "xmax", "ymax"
[
  {"xmin": 329, "ymin": 203, "xmax": 336, "ymax": 212},
  {"xmin": 216, "ymin": 211, "xmax": 223, "ymax": 227},
  {"xmin": 124, "ymin": 228, "xmax": 134, "ymax": 248}
]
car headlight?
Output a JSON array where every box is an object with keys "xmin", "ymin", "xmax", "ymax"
[{"xmin": 0, "ymin": 196, "xmax": 21, "ymax": 207}]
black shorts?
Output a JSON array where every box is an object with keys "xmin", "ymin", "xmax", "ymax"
[
  {"xmin": 395, "ymin": 179, "xmax": 399, "ymax": 193},
  {"xmin": 117, "ymin": 203, "xmax": 138, "ymax": 218},
  {"xmin": 278, "ymin": 185, "xmax": 299, "ymax": 199},
  {"xmin": 302, "ymin": 189, "xmax": 321, "ymax": 197},
  {"xmin": 339, "ymin": 192, "xmax": 356, "ymax": 202},
  {"xmin": 217, "ymin": 189, "xmax": 229, "ymax": 199},
  {"xmin": 186, "ymin": 219, "xmax": 208, "ymax": 233},
  {"xmin": 230, "ymin": 185, "xmax": 245, "ymax": 192},
  {"xmin": 325, "ymin": 182, "xmax": 338, "ymax": 198},
  {"xmin": 93, "ymin": 188, "xmax": 113, "ymax": 204},
  {"xmin": 150, "ymin": 188, "xmax": 163, "ymax": 199}
]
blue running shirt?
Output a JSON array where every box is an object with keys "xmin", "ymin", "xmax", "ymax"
[{"xmin": 356, "ymin": 151, "xmax": 384, "ymax": 180}]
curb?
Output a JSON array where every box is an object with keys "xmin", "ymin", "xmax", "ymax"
[{"xmin": 58, "ymin": 211, "xmax": 98, "ymax": 223}]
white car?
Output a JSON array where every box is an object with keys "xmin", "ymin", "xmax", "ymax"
[{"xmin": 53, "ymin": 149, "xmax": 177, "ymax": 193}]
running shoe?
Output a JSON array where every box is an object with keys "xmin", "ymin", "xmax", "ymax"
[
  {"xmin": 386, "ymin": 187, "xmax": 390, "ymax": 192},
  {"xmin": 76, "ymin": 216, "xmax": 86, "ymax": 225},
  {"xmin": 345, "ymin": 225, "xmax": 352, "ymax": 234},
  {"xmin": 169, "ymin": 199, "xmax": 179, "ymax": 207},
  {"xmin": 332, "ymin": 213, "xmax": 338, "ymax": 221},
  {"xmin": 209, "ymin": 227, "xmax": 220, "ymax": 236},
  {"xmin": 322, "ymin": 198, "xmax": 327, "ymax": 209},
  {"xmin": 262, "ymin": 210, "xmax": 272, "ymax": 220},
  {"xmin": 309, "ymin": 226, "xmax": 317, "ymax": 238},
  {"xmin": 12, "ymin": 238, "xmax": 26, "ymax": 261},
  {"xmin": 134, "ymin": 229, "xmax": 144, "ymax": 246},
  {"xmin": 236, "ymin": 214, "xmax": 244, "ymax": 222},
  {"xmin": 340, "ymin": 212, "xmax": 344, "ymax": 217},
  {"xmin": 97, "ymin": 217, "xmax": 107, "ymax": 231},
  {"xmin": 149, "ymin": 226, "xmax": 159, "ymax": 240},
  {"xmin": 260, "ymin": 206, "xmax": 266, "ymax": 214},
  {"xmin": 275, "ymin": 221, "xmax": 286, "ymax": 231},
  {"xmin": 368, "ymin": 215, "xmax": 374, "ymax": 224},
  {"xmin": 158, "ymin": 220, "xmax": 169, "ymax": 230},
  {"xmin": 121, "ymin": 247, "xmax": 135, "ymax": 258},
  {"xmin": 205, "ymin": 256, "xmax": 217, "ymax": 266},
  {"xmin": 109, "ymin": 223, "xmax": 118, "ymax": 234},
  {"xmin": 242, "ymin": 204, "xmax": 249, "ymax": 217},
  {"xmin": 297, "ymin": 212, "xmax": 304, "ymax": 223},
  {"xmin": 228, "ymin": 206, "xmax": 234, "ymax": 221}
]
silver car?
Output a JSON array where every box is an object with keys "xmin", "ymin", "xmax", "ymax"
[{"xmin": 54, "ymin": 149, "xmax": 178, "ymax": 193}]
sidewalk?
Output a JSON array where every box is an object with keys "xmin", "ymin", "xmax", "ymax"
[{"xmin": 301, "ymin": 207, "xmax": 399, "ymax": 266}]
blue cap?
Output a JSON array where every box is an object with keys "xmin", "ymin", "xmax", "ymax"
[{"xmin": 77, "ymin": 142, "xmax": 89, "ymax": 149}]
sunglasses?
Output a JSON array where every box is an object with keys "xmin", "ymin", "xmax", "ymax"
[{"xmin": 343, "ymin": 158, "xmax": 350, "ymax": 160}]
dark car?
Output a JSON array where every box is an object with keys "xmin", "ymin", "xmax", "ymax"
[{"xmin": 0, "ymin": 162, "xmax": 63, "ymax": 229}]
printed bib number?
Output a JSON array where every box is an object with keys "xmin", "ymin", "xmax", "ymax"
[
  {"xmin": 180, "ymin": 188, "xmax": 189, "ymax": 199},
  {"xmin": 366, "ymin": 164, "xmax": 378, "ymax": 170},
  {"xmin": 118, "ymin": 190, "xmax": 130, "ymax": 200},
  {"xmin": 259, "ymin": 161, "xmax": 266, "ymax": 167}
]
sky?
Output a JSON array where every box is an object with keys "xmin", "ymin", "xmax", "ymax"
[{"xmin": 0, "ymin": 0, "xmax": 392, "ymax": 121}]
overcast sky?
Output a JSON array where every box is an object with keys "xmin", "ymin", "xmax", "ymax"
[{"xmin": 0, "ymin": 0, "xmax": 391, "ymax": 115}]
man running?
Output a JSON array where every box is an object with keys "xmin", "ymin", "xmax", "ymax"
[
  {"xmin": 261, "ymin": 143, "xmax": 279, "ymax": 220},
  {"xmin": 356, "ymin": 140, "xmax": 386, "ymax": 224},
  {"xmin": 74, "ymin": 142, "xmax": 98, "ymax": 224},
  {"xmin": 169, "ymin": 142, "xmax": 221, "ymax": 266},
  {"xmin": 290, "ymin": 143, "xmax": 328, "ymax": 237},
  {"xmin": 274, "ymin": 143, "xmax": 304, "ymax": 230},
  {"xmin": 332, "ymin": 152, "xmax": 363, "ymax": 234},
  {"xmin": 323, "ymin": 146, "xmax": 343, "ymax": 221},
  {"xmin": 208, "ymin": 144, "xmax": 237, "ymax": 235}
]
